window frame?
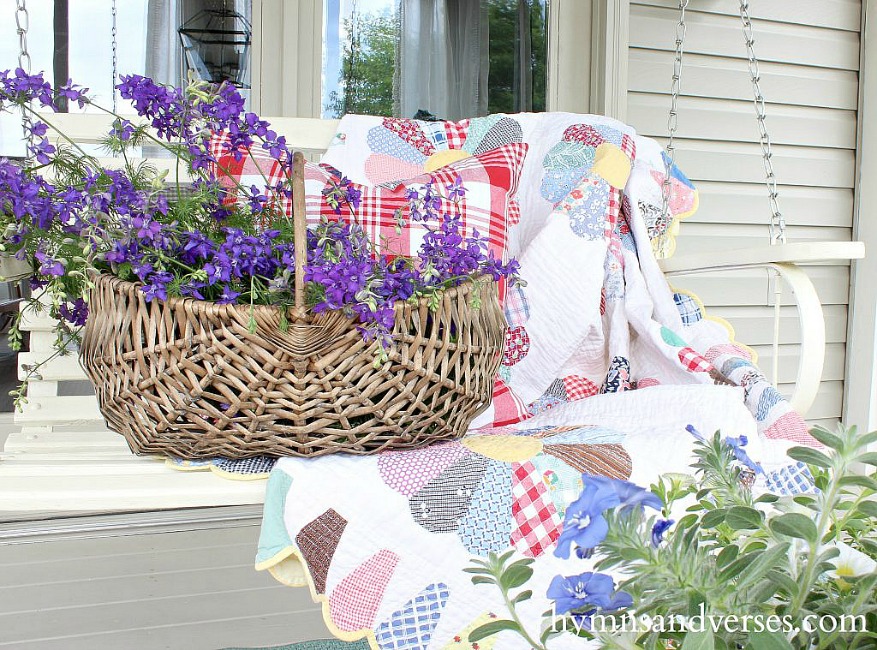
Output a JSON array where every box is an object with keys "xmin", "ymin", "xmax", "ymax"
[{"xmin": 253, "ymin": 0, "xmax": 617, "ymax": 118}]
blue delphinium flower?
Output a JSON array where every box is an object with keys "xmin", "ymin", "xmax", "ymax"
[
  {"xmin": 725, "ymin": 435, "xmax": 763, "ymax": 474},
  {"xmin": 584, "ymin": 475, "xmax": 663, "ymax": 512},
  {"xmin": 651, "ymin": 518, "xmax": 674, "ymax": 547},
  {"xmin": 554, "ymin": 479, "xmax": 620, "ymax": 559},
  {"xmin": 547, "ymin": 571, "xmax": 632, "ymax": 616}
]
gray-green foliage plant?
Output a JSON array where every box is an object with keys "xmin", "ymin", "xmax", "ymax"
[{"xmin": 467, "ymin": 425, "xmax": 877, "ymax": 649}]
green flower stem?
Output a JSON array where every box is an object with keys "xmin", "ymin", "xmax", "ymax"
[{"xmin": 501, "ymin": 589, "xmax": 547, "ymax": 650}]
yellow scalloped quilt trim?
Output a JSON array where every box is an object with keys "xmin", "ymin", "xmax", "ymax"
[
  {"xmin": 653, "ymin": 190, "xmax": 699, "ymax": 260},
  {"xmin": 256, "ymin": 545, "xmax": 383, "ymax": 650},
  {"xmin": 669, "ymin": 286, "xmax": 758, "ymax": 364}
]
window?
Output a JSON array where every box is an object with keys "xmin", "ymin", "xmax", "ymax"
[{"xmin": 321, "ymin": 0, "xmax": 549, "ymax": 121}]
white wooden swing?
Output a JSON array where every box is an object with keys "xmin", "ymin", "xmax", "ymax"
[{"xmin": 0, "ymin": 0, "xmax": 864, "ymax": 513}]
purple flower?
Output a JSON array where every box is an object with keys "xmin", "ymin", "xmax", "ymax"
[
  {"xmin": 141, "ymin": 271, "xmax": 173, "ymax": 302},
  {"xmin": 34, "ymin": 249, "xmax": 65, "ymax": 277},
  {"xmin": 651, "ymin": 518, "xmax": 674, "ymax": 547},
  {"xmin": 58, "ymin": 298, "xmax": 88, "ymax": 327}
]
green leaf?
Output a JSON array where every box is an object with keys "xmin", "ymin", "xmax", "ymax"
[
  {"xmin": 701, "ymin": 508, "xmax": 728, "ymax": 528},
  {"xmin": 858, "ymin": 430, "xmax": 877, "ymax": 447},
  {"xmin": 681, "ymin": 629, "xmax": 715, "ymax": 650},
  {"xmin": 719, "ymin": 552, "xmax": 758, "ymax": 582},
  {"xmin": 808, "ymin": 427, "xmax": 845, "ymax": 451},
  {"xmin": 471, "ymin": 576, "xmax": 495, "ymax": 586},
  {"xmin": 856, "ymin": 500, "xmax": 877, "ymax": 518},
  {"xmin": 725, "ymin": 506, "xmax": 764, "ymax": 530},
  {"xmin": 787, "ymin": 446, "xmax": 833, "ymax": 469},
  {"xmin": 735, "ymin": 543, "xmax": 790, "ymax": 590},
  {"xmin": 468, "ymin": 619, "xmax": 520, "ymax": 643},
  {"xmin": 839, "ymin": 475, "xmax": 877, "ymax": 490},
  {"xmin": 511, "ymin": 589, "xmax": 532, "ymax": 605},
  {"xmin": 765, "ymin": 569, "xmax": 798, "ymax": 596},
  {"xmin": 856, "ymin": 452, "xmax": 877, "ymax": 467},
  {"xmin": 716, "ymin": 544, "xmax": 739, "ymax": 569},
  {"xmin": 770, "ymin": 513, "xmax": 818, "ymax": 542},
  {"xmin": 746, "ymin": 630, "xmax": 794, "ymax": 650},
  {"xmin": 755, "ymin": 493, "xmax": 779, "ymax": 504},
  {"xmin": 500, "ymin": 563, "xmax": 534, "ymax": 590}
]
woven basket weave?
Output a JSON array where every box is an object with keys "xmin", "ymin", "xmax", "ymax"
[{"xmin": 79, "ymin": 154, "xmax": 507, "ymax": 459}]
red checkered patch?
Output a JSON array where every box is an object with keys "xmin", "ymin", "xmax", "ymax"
[
  {"xmin": 510, "ymin": 461, "xmax": 562, "ymax": 558},
  {"xmin": 209, "ymin": 132, "xmax": 527, "ymax": 262},
  {"xmin": 678, "ymin": 347, "xmax": 714, "ymax": 373},
  {"xmin": 563, "ymin": 124, "xmax": 604, "ymax": 147},
  {"xmin": 502, "ymin": 325, "xmax": 530, "ymax": 366},
  {"xmin": 562, "ymin": 375, "xmax": 600, "ymax": 401},
  {"xmin": 444, "ymin": 119, "xmax": 470, "ymax": 150}
]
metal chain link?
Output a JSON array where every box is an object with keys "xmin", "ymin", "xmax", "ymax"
[
  {"xmin": 658, "ymin": 0, "xmax": 690, "ymax": 258},
  {"xmin": 15, "ymin": 0, "xmax": 34, "ymax": 156},
  {"xmin": 111, "ymin": 0, "xmax": 118, "ymax": 112},
  {"xmin": 740, "ymin": 0, "xmax": 785, "ymax": 244}
]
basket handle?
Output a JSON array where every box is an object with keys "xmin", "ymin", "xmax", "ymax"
[{"xmin": 292, "ymin": 151, "xmax": 307, "ymax": 319}]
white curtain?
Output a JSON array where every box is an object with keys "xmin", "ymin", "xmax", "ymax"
[
  {"xmin": 145, "ymin": 0, "xmax": 181, "ymax": 87},
  {"xmin": 397, "ymin": 0, "xmax": 488, "ymax": 121}
]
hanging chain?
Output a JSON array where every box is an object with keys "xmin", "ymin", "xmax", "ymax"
[
  {"xmin": 111, "ymin": 0, "xmax": 118, "ymax": 112},
  {"xmin": 740, "ymin": 0, "xmax": 785, "ymax": 244},
  {"xmin": 15, "ymin": 0, "xmax": 34, "ymax": 156},
  {"xmin": 659, "ymin": 0, "xmax": 689, "ymax": 257}
]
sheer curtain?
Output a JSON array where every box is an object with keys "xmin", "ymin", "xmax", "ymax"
[
  {"xmin": 397, "ymin": 0, "xmax": 488, "ymax": 120},
  {"xmin": 145, "ymin": 0, "xmax": 181, "ymax": 87}
]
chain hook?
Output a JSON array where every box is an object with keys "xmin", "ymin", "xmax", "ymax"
[
  {"xmin": 15, "ymin": 0, "xmax": 34, "ymax": 158},
  {"xmin": 658, "ymin": 0, "xmax": 690, "ymax": 258}
]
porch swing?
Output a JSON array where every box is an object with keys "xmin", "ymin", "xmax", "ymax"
[{"xmin": 0, "ymin": 0, "xmax": 864, "ymax": 513}]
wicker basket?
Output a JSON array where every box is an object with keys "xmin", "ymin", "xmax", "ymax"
[{"xmin": 79, "ymin": 153, "xmax": 507, "ymax": 459}]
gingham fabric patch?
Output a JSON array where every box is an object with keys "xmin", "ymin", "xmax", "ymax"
[
  {"xmin": 211, "ymin": 456, "xmax": 276, "ymax": 476},
  {"xmin": 408, "ymin": 454, "xmax": 488, "ymax": 534},
  {"xmin": 562, "ymin": 375, "xmax": 600, "ymax": 401},
  {"xmin": 374, "ymin": 582, "xmax": 450, "ymax": 650},
  {"xmin": 509, "ymin": 461, "xmax": 562, "ymax": 558},
  {"xmin": 678, "ymin": 347, "xmax": 714, "ymax": 373},
  {"xmin": 209, "ymin": 132, "xmax": 527, "ymax": 262},
  {"xmin": 328, "ymin": 549, "xmax": 399, "ymax": 632},
  {"xmin": 503, "ymin": 283, "xmax": 530, "ymax": 327}
]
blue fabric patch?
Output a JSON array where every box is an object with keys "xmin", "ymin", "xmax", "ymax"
[
  {"xmin": 673, "ymin": 293, "xmax": 703, "ymax": 325},
  {"xmin": 765, "ymin": 462, "xmax": 816, "ymax": 496},
  {"xmin": 756, "ymin": 387, "xmax": 784, "ymax": 422},
  {"xmin": 458, "ymin": 459, "xmax": 513, "ymax": 556},
  {"xmin": 375, "ymin": 582, "xmax": 450, "ymax": 649}
]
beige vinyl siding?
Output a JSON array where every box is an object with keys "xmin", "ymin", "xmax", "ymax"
[
  {"xmin": 0, "ymin": 512, "xmax": 327, "ymax": 649},
  {"xmin": 626, "ymin": 0, "xmax": 861, "ymax": 428}
]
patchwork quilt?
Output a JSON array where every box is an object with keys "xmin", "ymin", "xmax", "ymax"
[{"xmin": 253, "ymin": 113, "xmax": 816, "ymax": 649}]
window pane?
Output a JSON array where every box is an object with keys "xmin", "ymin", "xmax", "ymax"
[{"xmin": 322, "ymin": 0, "xmax": 550, "ymax": 120}]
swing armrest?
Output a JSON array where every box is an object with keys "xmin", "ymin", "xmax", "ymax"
[
  {"xmin": 659, "ymin": 241, "xmax": 866, "ymax": 418},
  {"xmin": 657, "ymin": 241, "xmax": 865, "ymax": 275}
]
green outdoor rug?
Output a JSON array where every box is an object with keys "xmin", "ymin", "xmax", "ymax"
[{"xmin": 223, "ymin": 640, "xmax": 370, "ymax": 650}]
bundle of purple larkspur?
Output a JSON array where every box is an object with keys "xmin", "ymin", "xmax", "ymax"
[{"xmin": 0, "ymin": 69, "xmax": 519, "ymax": 394}]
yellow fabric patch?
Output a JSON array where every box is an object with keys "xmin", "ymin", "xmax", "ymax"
[
  {"xmin": 441, "ymin": 611, "xmax": 499, "ymax": 649},
  {"xmin": 424, "ymin": 149, "xmax": 471, "ymax": 172},
  {"xmin": 462, "ymin": 435, "xmax": 542, "ymax": 462},
  {"xmin": 592, "ymin": 142, "xmax": 632, "ymax": 189}
]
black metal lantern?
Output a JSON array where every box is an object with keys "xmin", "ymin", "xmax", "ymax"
[{"xmin": 179, "ymin": 5, "xmax": 252, "ymax": 88}]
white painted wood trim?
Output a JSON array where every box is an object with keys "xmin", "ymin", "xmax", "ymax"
[
  {"xmin": 590, "ymin": 0, "xmax": 630, "ymax": 120},
  {"xmin": 547, "ymin": 0, "xmax": 593, "ymax": 112},
  {"xmin": 846, "ymin": 0, "xmax": 877, "ymax": 432},
  {"xmin": 255, "ymin": 0, "xmax": 323, "ymax": 117}
]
